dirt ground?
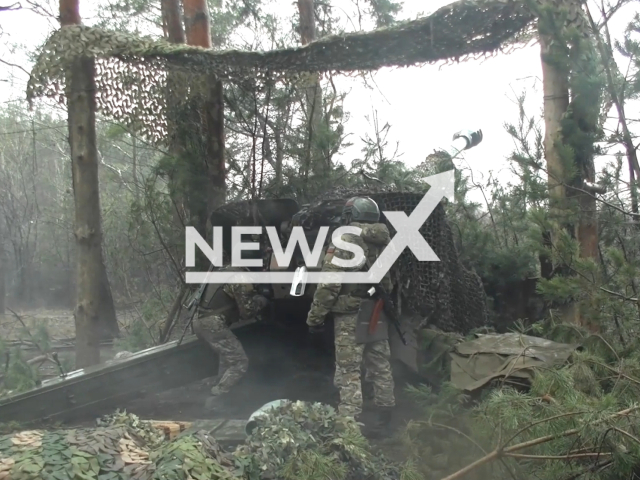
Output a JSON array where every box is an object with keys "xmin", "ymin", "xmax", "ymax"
[{"xmin": 0, "ymin": 308, "xmax": 138, "ymax": 342}]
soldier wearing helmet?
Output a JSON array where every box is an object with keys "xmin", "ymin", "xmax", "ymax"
[{"xmin": 306, "ymin": 196, "xmax": 396, "ymax": 434}]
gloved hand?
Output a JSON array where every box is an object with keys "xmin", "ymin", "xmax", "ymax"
[
  {"xmin": 252, "ymin": 294, "xmax": 270, "ymax": 310},
  {"xmin": 308, "ymin": 324, "xmax": 324, "ymax": 335}
]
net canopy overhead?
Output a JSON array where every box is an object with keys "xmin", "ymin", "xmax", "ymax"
[{"xmin": 26, "ymin": 0, "xmax": 537, "ymax": 143}]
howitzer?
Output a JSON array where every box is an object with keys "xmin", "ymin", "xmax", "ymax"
[{"xmin": 367, "ymin": 285, "xmax": 407, "ymax": 346}]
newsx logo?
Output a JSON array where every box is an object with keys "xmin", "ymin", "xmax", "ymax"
[{"xmin": 184, "ymin": 170, "xmax": 455, "ymax": 284}]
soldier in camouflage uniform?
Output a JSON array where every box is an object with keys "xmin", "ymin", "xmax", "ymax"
[
  {"xmin": 306, "ymin": 197, "xmax": 395, "ymax": 433},
  {"xmin": 193, "ymin": 281, "xmax": 269, "ymax": 411}
]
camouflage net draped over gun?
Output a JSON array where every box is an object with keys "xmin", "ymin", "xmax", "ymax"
[
  {"xmin": 310, "ymin": 188, "xmax": 488, "ymax": 334},
  {"xmin": 26, "ymin": 0, "xmax": 537, "ymax": 143}
]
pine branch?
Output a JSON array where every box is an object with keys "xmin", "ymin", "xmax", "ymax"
[
  {"xmin": 438, "ymin": 407, "xmax": 640, "ymax": 480},
  {"xmin": 599, "ymin": 287, "xmax": 638, "ymax": 303},
  {"xmin": 504, "ymin": 452, "xmax": 612, "ymax": 460}
]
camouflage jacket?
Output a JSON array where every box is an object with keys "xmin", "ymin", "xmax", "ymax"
[
  {"xmin": 222, "ymin": 283, "xmax": 265, "ymax": 322},
  {"xmin": 306, "ymin": 222, "xmax": 394, "ymax": 327}
]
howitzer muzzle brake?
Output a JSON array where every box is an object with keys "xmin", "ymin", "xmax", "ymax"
[{"xmin": 452, "ymin": 129, "xmax": 483, "ymax": 150}]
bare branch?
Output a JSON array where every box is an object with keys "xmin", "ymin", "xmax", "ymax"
[
  {"xmin": 0, "ymin": 3, "xmax": 21, "ymax": 12},
  {"xmin": 0, "ymin": 58, "xmax": 29, "ymax": 76}
]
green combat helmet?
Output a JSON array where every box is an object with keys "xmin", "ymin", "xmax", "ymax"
[{"xmin": 341, "ymin": 196, "xmax": 380, "ymax": 224}]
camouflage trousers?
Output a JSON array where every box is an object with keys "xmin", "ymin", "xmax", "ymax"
[
  {"xmin": 333, "ymin": 313, "xmax": 395, "ymax": 417},
  {"xmin": 193, "ymin": 313, "xmax": 248, "ymax": 395}
]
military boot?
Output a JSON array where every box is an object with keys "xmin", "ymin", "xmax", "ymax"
[
  {"xmin": 203, "ymin": 386, "xmax": 226, "ymax": 413},
  {"xmin": 367, "ymin": 406, "xmax": 393, "ymax": 438}
]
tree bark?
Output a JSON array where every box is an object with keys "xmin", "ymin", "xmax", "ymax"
[
  {"xmin": 59, "ymin": 0, "xmax": 80, "ymax": 25},
  {"xmin": 297, "ymin": 0, "xmax": 325, "ymax": 177},
  {"xmin": 161, "ymin": 0, "xmax": 186, "ymax": 44},
  {"xmin": 539, "ymin": 3, "xmax": 599, "ymax": 329},
  {"xmin": 61, "ymin": 0, "xmax": 119, "ymax": 367},
  {"xmin": 160, "ymin": 0, "xmax": 209, "ymax": 314},
  {"xmin": 0, "ymin": 222, "xmax": 5, "ymax": 315},
  {"xmin": 540, "ymin": 34, "xmax": 570, "ymax": 217},
  {"xmin": 539, "ymin": 26, "xmax": 579, "ymax": 325},
  {"xmin": 161, "ymin": 0, "xmax": 189, "ymax": 237},
  {"xmin": 297, "ymin": 0, "xmax": 316, "ymax": 44},
  {"xmin": 183, "ymin": 0, "xmax": 226, "ymax": 219},
  {"xmin": 184, "ymin": 0, "xmax": 212, "ymax": 47},
  {"xmin": 204, "ymin": 79, "xmax": 226, "ymax": 213}
]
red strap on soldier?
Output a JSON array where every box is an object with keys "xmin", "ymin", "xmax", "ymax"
[{"xmin": 369, "ymin": 299, "xmax": 384, "ymax": 334}]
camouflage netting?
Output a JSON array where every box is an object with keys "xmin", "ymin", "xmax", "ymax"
[
  {"xmin": 0, "ymin": 402, "xmax": 409, "ymax": 480},
  {"xmin": 26, "ymin": 0, "xmax": 537, "ymax": 143},
  {"xmin": 309, "ymin": 188, "xmax": 488, "ymax": 334}
]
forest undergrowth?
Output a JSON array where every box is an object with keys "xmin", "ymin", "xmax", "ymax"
[{"xmin": 392, "ymin": 317, "xmax": 640, "ymax": 480}]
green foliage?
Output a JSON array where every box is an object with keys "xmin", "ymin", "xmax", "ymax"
[
  {"xmin": 363, "ymin": 0, "xmax": 402, "ymax": 27},
  {"xmin": 114, "ymin": 289, "xmax": 172, "ymax": 352},
  {"xmin": 234, "ymin": 400, "xmax": 405, "ymax": 480},
  {"xmin": 0, "ymin": 321, "xmax": 55, "ymax": 395},
  {"xmin": 0, "ymin": 348, "xmax": 39, "ymax": 394},
  {"xmin": 404, "ymin": 319, "xmax": 640, "ymax": 479}
]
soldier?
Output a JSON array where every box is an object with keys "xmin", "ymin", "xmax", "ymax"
[
  {"xmin": 306, "ymin": 196, "xmax": 396, "ymax": 434},
  {"xmin": 193, "ymin": 280, "xmax": 269, "ymax": 411}
]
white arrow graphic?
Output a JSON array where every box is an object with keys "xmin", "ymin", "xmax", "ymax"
[{"xmin": 186, "ymin": 169, "xmax": 455, "ymax": 284}]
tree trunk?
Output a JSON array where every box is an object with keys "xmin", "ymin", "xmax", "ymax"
[
  {"xmin": 184, "ymin": 0, "xmax": 211, "ymax": 47},
  {"xmin": 204, "ymin": 79, "xmax": 226, "ymax": 213},
  {"xmin": 274, "ymin": 127, "xmax": 284, "ymax": 190},
  {"xmin": 161, "ymin": 0, "xmax": 186, "ymax": 44},
  {"xmin": 161, "ymin": 0, "xmax": 189, "ymax": 238},
  {"xmin": 183, "ymin": 0, "xmax": 226, "ymax": 221},
  {"xmin": 539, "ymin": 2, "xmax": 599, "ymax": 329},
  {"xmin": 132, "ymin": 133, "xmax": 139, "ymax": 202},
  {"xmin": 0, "ymin": 223, "xmax": 5, "ymax": 315},
  {"xmin": 297, "ymin": 0, "xmax": 325, "ymax": 178},
  {"xmin": 61, "ymin": 0, "xmax": 119, "ymax": 367},
  {"xmin": 630, "ymin": 165, "xmax": 639, "ymax": 216},
  {"xmin": 59, "ymin": 0, "xmax": 80, "ymax": 25},
  {"xmin": 540, "ymin": 34, "xmax": 569, "ymax": 217},
  {"xmin": 539, "ymin": 26, "xmax": 579, "ymax": 325},
  {"xmin": 297, "ymin": 0, "xmax": 316, "ymax": 44}
]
